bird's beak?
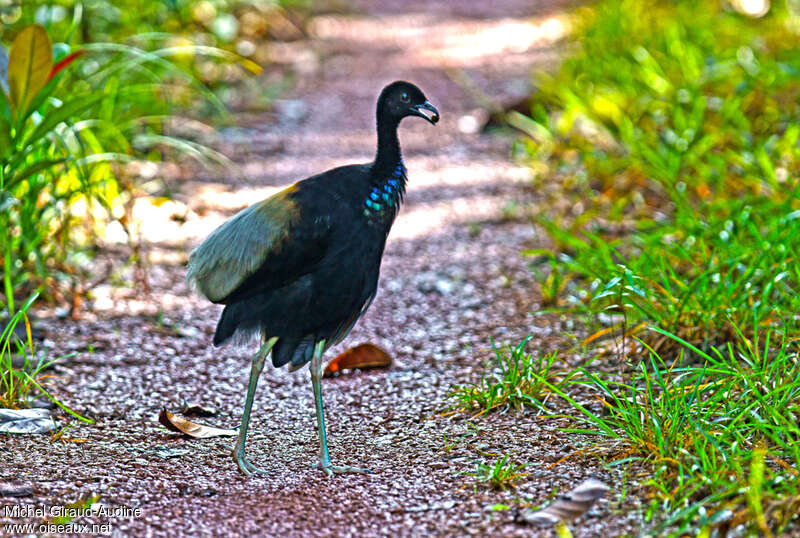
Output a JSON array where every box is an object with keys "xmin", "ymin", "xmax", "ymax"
[{"xmin": 411, "ymin": 101, "xmax": 440, "ymax": 125}]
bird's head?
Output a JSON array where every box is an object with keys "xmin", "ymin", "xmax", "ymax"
[{"xmin": 378, "ymin": 81, "xmax": 439, "ymax": 126}]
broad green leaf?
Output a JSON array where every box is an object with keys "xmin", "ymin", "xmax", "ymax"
[
  {"xmin": 20, "ymin": 71, "xmax": 64, "ymax": 124},
  {"xmin": 8, "ymin": 25, "xmax": 53, "ymax": 118}
]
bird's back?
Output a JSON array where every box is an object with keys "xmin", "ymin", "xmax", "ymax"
[{"xmin": 188, "ymin": 164, "xmax": 390, "ymax": 365}]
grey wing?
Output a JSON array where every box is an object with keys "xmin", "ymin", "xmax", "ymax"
[{"xmin": 186, "ymin": 187, "xmax": 322, "ymax": 303}]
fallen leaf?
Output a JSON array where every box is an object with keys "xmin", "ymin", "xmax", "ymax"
[
  {"xmin": 0, "ymin": 482, "xmax": 34, "ymax": 497},
  {"xmin": 0, "ymin": 408, "xmax": 56, "ymax": 434},
  {"xmin": 158, "ymin": 408, "xmax": 236, "ymax": 439},
  {"xmin": 324, "ymin": 343, "xmax": 393, "ymax": 377},
  {"xmin": 180, "ymin": 402, "xmax": 217, "ymax": 417},
  {"xmin": 517, "ymin": 477, "xmax": 609, "ymax": 526}
]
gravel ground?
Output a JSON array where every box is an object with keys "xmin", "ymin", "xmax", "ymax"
[{"xmin": 2, "ymin": 1, "xmax": 647, "ymax": 536}]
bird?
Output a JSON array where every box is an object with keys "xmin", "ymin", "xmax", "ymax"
[{"xmin": 187, "ymin": 81, "xmax": 439, "ymax": 476}]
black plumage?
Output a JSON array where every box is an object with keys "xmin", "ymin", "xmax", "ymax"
[{"xmin": 187, "ymin": 81, "xmax": 439, "ymax": 476}]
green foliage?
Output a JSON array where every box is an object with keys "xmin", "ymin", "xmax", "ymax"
[
  {"xmin": 2, "ymin": 1, "xmax": 300, "ymax": 80},
  {"xmin": 548, "ymin": 327, "xmax": 800, "ymax": 535},
  {"xmin": 1, "ymin": 25, "xmax": 106, "ymax": 310},
  {"xmin": 1, "ymin": 16, "xmax": 245, "ymax": 310},
  {"xmin": 466, "ymin": 455, "xmax": 528, "ymax": 491},
  {"xmin": 532, "ymin": 195, "xmax": 800, "ymax": 350},
  {"xmin": 517, "ymin": 0, "xmax": 800, "ymax": 532},
  {"xmin": 523, "ymin": 0, "xmax": 800, "ymax": 205},
  {"xmin": 1, "ymin": 0, "xmax": 308, "ymax": 40},
  {"xmin": 1, "ymin": 293, "xmax": 92, "ymax": 422},
  {"xmin": 520, "ymin": 0, "xmax": 800, "ymax": 348},
  {"xmin": 448, "ymin": 337, "xmax": 570, "ymax": 416}
]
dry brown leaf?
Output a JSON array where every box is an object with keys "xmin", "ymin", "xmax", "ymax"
[
  {"xmin": 323, "ymin": 343, "xmax": 393, "ymax": 377},
  {"xmin": 180, "ymin": 403, "xmax": 217, "ymax": 417},
  {"xmin": 158, "ymin": 408, "xmax": 237, "ymax": 439},
  {"xmin": 517, "ymin": 477, "xmax": 609, "ymax": 525}
]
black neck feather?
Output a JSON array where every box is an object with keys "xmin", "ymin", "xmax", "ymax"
[
  {"xmin": 372, "ymin": 108, "xmax": 403, "ymax": 175},
  {"xmin": 363, "ymin": 109, "xmax": 406, "ymax": 228}
]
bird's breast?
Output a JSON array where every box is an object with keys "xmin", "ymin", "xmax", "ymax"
[{"xmin": 362, "ymin": 163, "xmax": 406, "ymax": 229}]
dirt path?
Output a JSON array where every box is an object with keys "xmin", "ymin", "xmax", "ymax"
[{"xmin": 3, "ymin": 2, "xmax": 640, "ymax": 536}]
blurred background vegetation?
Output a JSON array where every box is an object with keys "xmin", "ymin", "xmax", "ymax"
[
  {"xmin": 0, "ymin": 0, "xmax": 312, "ymax": 315},
  {"xmin": 520, "ymin": 0, "xmax": 800, "ymax": 349}
]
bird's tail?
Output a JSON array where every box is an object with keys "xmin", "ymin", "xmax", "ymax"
[
  {"xmin": 213, "ymin": 304, "xmax": 240, "ymax": 346},
  {"xmin": 213, "ymin": 305, "xmax": 315, "ymax": 371},
  {"xmin": 213, "ymin": 306, "xmax": 268, "ymax": 347},
  {"xmin": 272, "ymin": 338, "xmax": 315, "ymax": 370}
]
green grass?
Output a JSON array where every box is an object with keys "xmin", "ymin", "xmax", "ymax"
[
  {"xmin": 518, "ymin": 0, "xmax": 800, "ymax": 349},
  {"xmin": 1, "ymin": 293, "xmax": 92, "ymax": 422},
  {"xmin": 546, "ymin": 326, "xmax": 800, "ymax": 535},
  {"xmin": 447, "ymin": 337, "xmax": 570, "ymax": 416},
  {"xmin": 507, "ymin": 0, "xmax": 800, "ymax": 533},
  {"xmin": 529, "ymin": 194, "xmax": 800, "ymax": 351},
  {"xmin": 519, "ymin": 0, "xmax": 800, "ymax": 206},
  {"xmin": 466, "ymin": 455, "xmax": 528, "ymax": 491}
]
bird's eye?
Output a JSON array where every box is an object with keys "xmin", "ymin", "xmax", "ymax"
[{"xmin": 400, "ymin": 92, "xmax": 409, "ymax": 103}]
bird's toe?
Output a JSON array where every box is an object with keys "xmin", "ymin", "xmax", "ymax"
[{"xmin": 234, "ymin": 452, "xmax": 270, "ymax": 476}]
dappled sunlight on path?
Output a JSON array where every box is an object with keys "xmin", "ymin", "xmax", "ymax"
[{"xmin": 3, "ymin": 2, "xmax": 635, "ymax": 537}]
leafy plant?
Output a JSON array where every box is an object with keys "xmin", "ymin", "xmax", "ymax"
[
  {"xmin": 448, "ymin": 337, "xmax": 570, "ymax": 416},
  {"xmin": 0, "ymin": 25, "xmax": 98, "ymax": 311},
  {"xmin": 520, "ymin": 0, "xmax": 800, "ymax": 349},
  {"xmin": 529, "ymin": 195, "xmax": 800, "ymax": 351},
  {"xmin": 2, "ymin": 0, "xmax": 300, "ymax": 90},
  {"xmin": 521, "ymin": 0, "xmax": 800, "ymax": 208},
  {"xmin": 1, "ymin": 21, "xmax": 248, "ymax": 310},
  {"xmin": 516, "ymin": 3, "xmax": 800, "ymax": 532}
]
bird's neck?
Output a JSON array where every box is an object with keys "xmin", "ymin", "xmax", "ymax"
[
  {"xmin": 364, "ymin": 118, "xmax": 406, "ymax": 227},
  {"xmin": 373, "ymin": 115, "xmax": 403, "ymax": 174}
]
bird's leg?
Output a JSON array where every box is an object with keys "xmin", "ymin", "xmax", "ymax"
[
  {"xmin": 310, "ymin": 340, "xmax": 370, "ymax": 476},
  {"xmin": 310, "ymin": 340, "xmax": 332, "ymax": 470},
  {"xmin": 233, "ymin": 336, "xmax": 278, "ymax": 476}
]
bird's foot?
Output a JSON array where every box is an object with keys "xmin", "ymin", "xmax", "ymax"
[
  {"xmin": 313, "ymin": 462, "xmax": 371, "ymax": 477},
  {"xmin": 233, "ymin": 450, "xmax": 270, "ymax": 476}
]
